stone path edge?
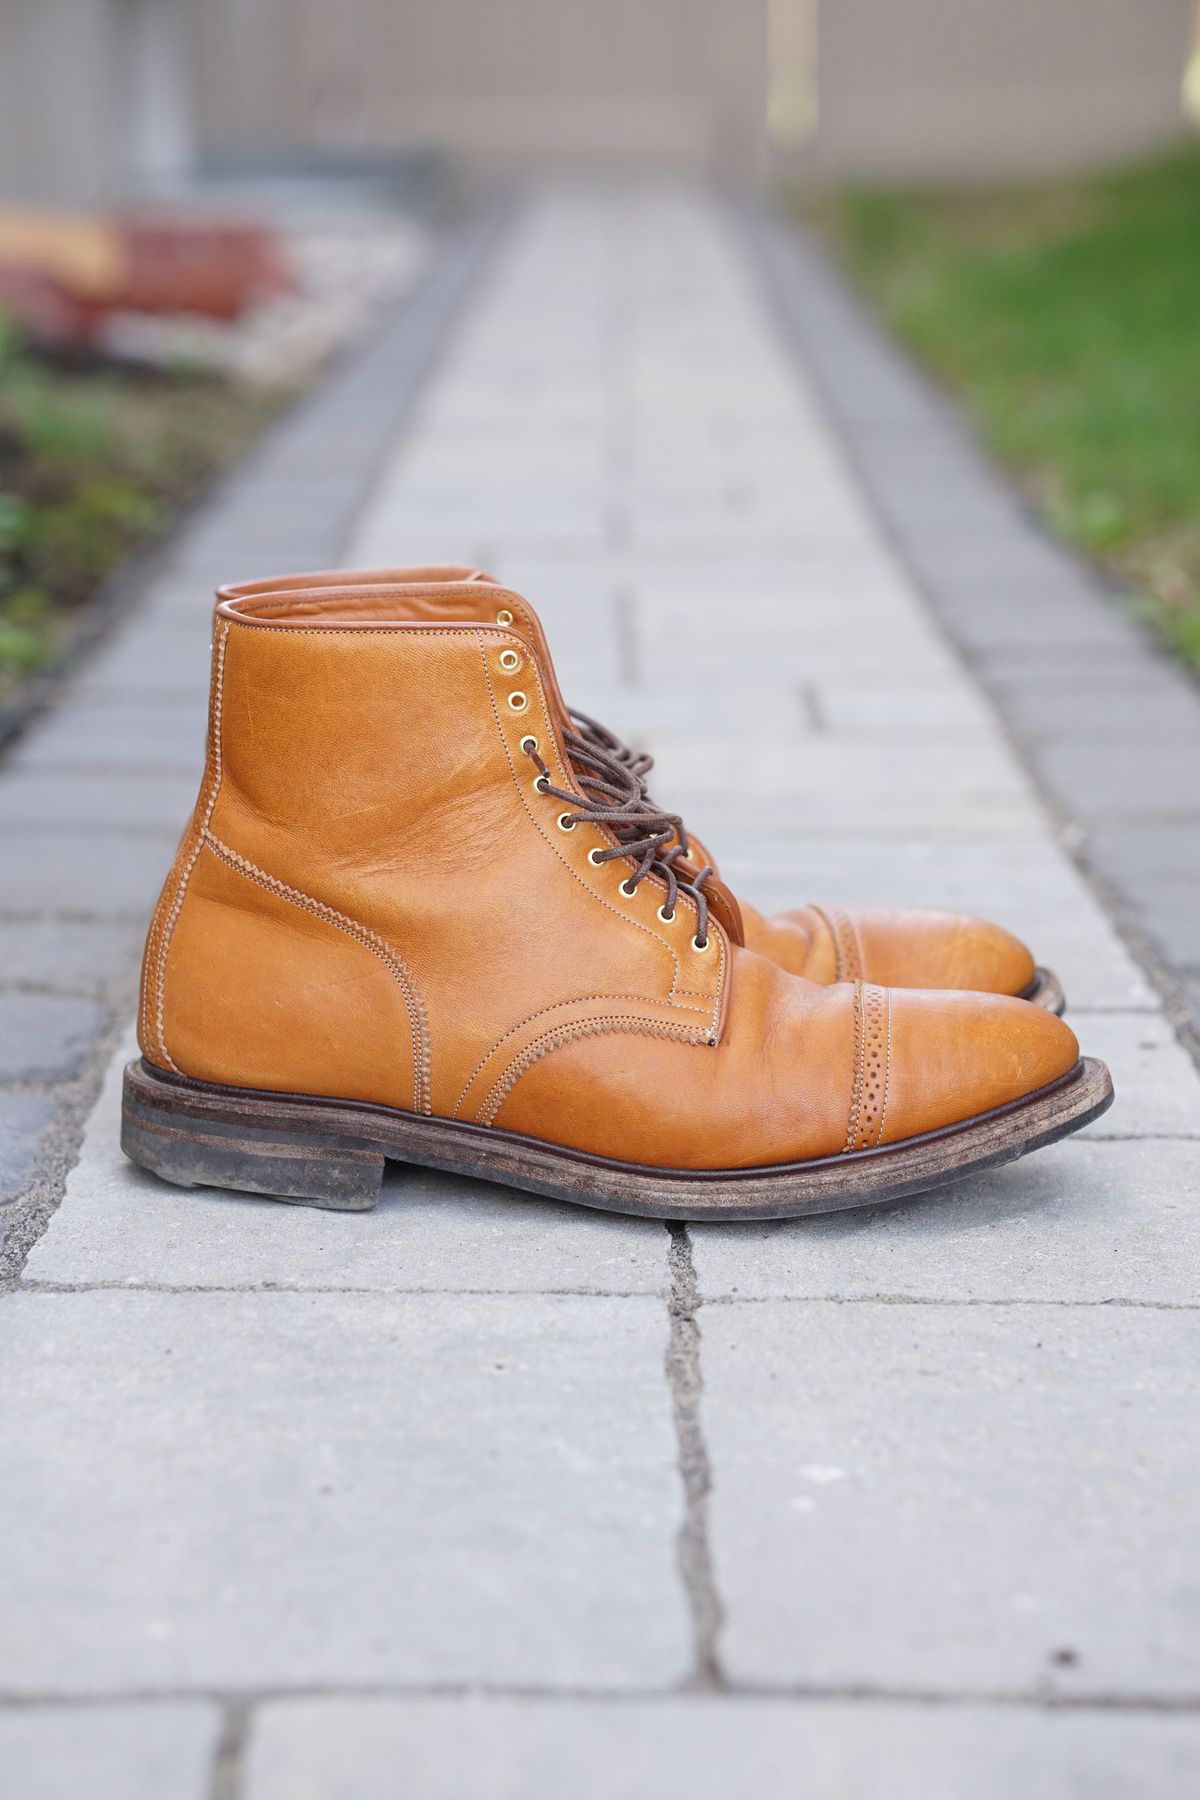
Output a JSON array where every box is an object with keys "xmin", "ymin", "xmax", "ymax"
[
  {"xmin": 0, "ymin": 195, "xmax": 511, "ymax": 1284},
  {"xmin": 740, "ymin": 201, "xmax": 1200, "ymax": 1063}
]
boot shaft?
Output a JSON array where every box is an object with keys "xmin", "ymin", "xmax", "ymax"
[{"xmin": 139, "ymin": 582, "xmax": 726, "ymax": 1120}]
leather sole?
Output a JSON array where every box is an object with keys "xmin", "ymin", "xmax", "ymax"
[
  {"xmin": 121, "ymin": 1055, "xmax": 1112, "ymax": 1223},
  {"xmin": 1023, "ymin": 966, "xmax": 1066, "ymax": 1015}
]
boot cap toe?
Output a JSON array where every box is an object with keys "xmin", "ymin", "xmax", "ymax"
[{"xmin": 879, "ymin": 987, "xmax": 1079, "ymax": 1145}]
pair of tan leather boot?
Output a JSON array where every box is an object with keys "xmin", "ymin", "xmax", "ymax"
[{"xmin": 124, "ymin": 567, "xmax": 1112, "ymax": 1221}]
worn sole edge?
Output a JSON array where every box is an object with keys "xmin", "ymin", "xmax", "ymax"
[
  {"xmin": 1023, "ymin": 966, "xmax": 1067, "ymax": 1015},
  {"xmin": 122, "ymin": 1055, "xmax": 1113, "ymax": 1222}
]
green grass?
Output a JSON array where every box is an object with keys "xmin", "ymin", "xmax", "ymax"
[{"xmin": 804, "ymin": 143, "xmax": 1200, "ymax": 669}]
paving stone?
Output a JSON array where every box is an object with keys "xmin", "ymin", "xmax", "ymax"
[
  {"xmin": 0, "ymin": 1703, "xmax": 220, "ymax": 1800},
  {"xmin": 703, "ymin": 1301, "xmax": 1200, "ymax": 1695},
  {"xmin": 27, "ymin": 1040, "xmax": 670, "ymax": 1293},
  {"xmin": 0, "ymin": 772, "xmax": 197, "ymax": 833},
  {"xmin": 0, "ymin": 993, "xmax": 109, "ymax": 1081},
  {"xmin": 10, "ymin": 696, "xmax": 206, "ymax": 775},
  {"xmin": 0, "ymin": 1091, "xmax": 58, "ymax": 1204},
  {"xmin": 1032, "ymin": 740, "xmax": 1200, "ymax": 825},
  {"xmin": 654, "ymin": 766, "xmax": 1040, "ymax": 838},
  {"xmin": 808, "ymin": 674, "xmax": 999, "ymax": 738},
  {"xmin": 1184, "ymin": 976, "xmax": 1200, "ymax": 1041},
  {"xmin": 0, "ymin": 1289, "xmax": 686, "ymax": 1692},
  {"xmin": 78, "ymin": 635, "xmax": 214, "ymax": 698},
  {"xmin": 1086, "ymin": 823, "xmax": 1200, "ymax": 969},
  {"xmin": 1072, "ymin": 1011, "xmax": 1200, "ymax": 1138},
  {"xmin": 160, "ymin": 544, "xmax": 350, "ymax": 587},
  {"xmin": 0, "ymin": 833, "xmax": 170, "ymax": 917},
  {"xmin": 245, "ymin": 1695, "xmax": 1200, "ymax": 1800},
  {"xmin": 653, "ymin": 737, "xmax": 1032, "ymax": 808},
  {"xmin": 982, "ymin": 666, "xmax": 1200, "ymax": 745},
  {"xmin": 714, "ymin": 834, "xmax": 1155, "ymax": 1012},
  {"xmin": 691, "ymin": 1137, "xmax": 1200, "ymax": 1305},
  {"xmin": 0, "ymin": 919, "xmax": 143, "ymax": 989}
]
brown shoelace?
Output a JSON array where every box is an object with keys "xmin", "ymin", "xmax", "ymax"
[{"xmin": 522, "ymin": 725, "xmax": 712, "ymax": 947}]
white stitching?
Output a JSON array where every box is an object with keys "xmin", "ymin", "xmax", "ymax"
[
  {"xmin": 204, "ymin": 833, "xmax": 431, "ymax": 1114},
  {"xmin": 476, "ymin": 626, "xmax": 726, "ymax": 1042},
  {"xmin": 153, "ymin": 624, "xmax": 229, "ymax": 1071},
  {"xmin": 475, "ymin": 631, "xmax": 690, "ymax": 991},
  {"xmin": 451, "ymin": 990, "xmax": 713, "ymax": 1117},
  {"xmin": 479, "ymin": 1014, "xmax": 705, "ymax": 1128}
]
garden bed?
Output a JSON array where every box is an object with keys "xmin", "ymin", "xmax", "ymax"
[
  {"xmin": 0, "ymin": 324, "xmax": 277, "ymax": 716},
  {"xmin": 804, "ymin": 144, "xmax": 1200, "ymax": 671}
]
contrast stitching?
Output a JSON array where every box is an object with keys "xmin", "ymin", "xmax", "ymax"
[
  {"xmin": 844, "ymin": 980, "xmax": 863, "ymax": 1151},
  {"xmin": 204, "ymin": 618, "xmax": 726, "ymax": 1056},
  {"xmin": 844, "ymin": 982, "xmax": 890, "ymax": 1153},
  {"xmin": 848, "ymin": 912, "xmax": 867, "ymax": 984},
  {"xmin": 877, "ymin": 987, "xmax": 893, "ymax": 1146},
  {"xmin": 475, "ymin": 631, "xmax": 692, "ymax": 998},
  {"xmin": 231, "ymin": 594, "xmax": 520, "ymax": 621},
  {"xmin": 815, "ymin": 904, "xmax": 862, "ymax": 983},
  {"xmin": 478, "ymin": 1014, "xmax": 706, "ymax": 1129},
  {"xmin": 452, "ymin": 991, "xmax": 712, "ymax": 1118},
  {"xmin": 219, "ymin": 619, "xmax": 724, "ymax": 1035},
  {"xmin": 221, "ymin": 623, "xmax": 517, "ymax": 640},
  {"xmin": 139, "ymin": 865, "xmax": 176, "ymax": 1054},
  {"xmin": 153, "ymin": 624, "xmax": 229, "ymax": 1071},
  {"xmin": 483, "ymin": 633, "xmax": 726, "ymax": 1040},
  {"xmin": 203, "ymin": 832, "xmax": 431, "ymax": 1114}
]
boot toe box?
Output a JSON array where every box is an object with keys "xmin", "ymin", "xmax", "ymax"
[
  {"xmin": 878, "ymin": 987, "xmax": 1079, "ymax": 1145},
  {"xmin": 847, "ymin": 907, "xmax": 1037, "ymax": 998}
]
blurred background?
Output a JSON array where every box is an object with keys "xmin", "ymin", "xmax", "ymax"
[
  {"xmin": 1, "ymin": 0, "xmax": 1199, "ymax": 722},
  {"xmin": 2, "ymin": 10, "xmax": 1199, "ymax": 1795},
  {"xmin": 3, "ymin": 0, "xmax": 1199, "ymax": 196}
]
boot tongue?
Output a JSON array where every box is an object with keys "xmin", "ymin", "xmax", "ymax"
[
  {"xmin": 700, "ymin": 877, "xmax": 744, "ymax": 947},
  {"xmin": 478, "ymin": 586, "xmax": 746, "ymax": 949}
]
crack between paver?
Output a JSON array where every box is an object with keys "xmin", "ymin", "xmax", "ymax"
[
  {"xmin": 14, "ymin": 1280, "xmax": 1198, "ymax": 1311},
  {"xmin": 14, "ymin": 1279, "xmax": 672, "ymax": 1299},
  {"xmin": 2, "ymin": 1679, "xmax": 1199, "ymax": 1713},
  {"xmin": 664, "ymin": 1223, "xmax": 726, "ymax": 1692},
  {"xmin": 798, "ymin": 682, "xmax": 827, "ymax": 733},
  {"xmin": 697, "ymin": 1293, "xmax": 1200, "ymax": 1311},
  {"xmin": 210, "ymin": 1698, "xmax": 250, "ymax": 1800}
]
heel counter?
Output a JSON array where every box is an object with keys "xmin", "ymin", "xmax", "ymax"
[
  {"xmin": 154, "ymin": 838, "xmax": 425, "ymax": 1113},
  {"xmin": 138, "ymin": 823, "xmax": 204, "ymax": 1070},
  {"xmin": 138, "ymin": 622, "xmax": 231, "ymax": 1070}
]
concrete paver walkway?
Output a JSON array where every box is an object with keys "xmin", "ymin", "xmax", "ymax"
[{"xmin": 3, "ymin": 187, "xmax": 1199, "ymax": 1797}]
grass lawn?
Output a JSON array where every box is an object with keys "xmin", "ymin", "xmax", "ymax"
[
  {"xmin": 804, "ymin": 142, "xmax": 1200, "ymax": 671},
  {"xmin": 0, "ymin": 325, "xmax": 277, "ymax": 717}
]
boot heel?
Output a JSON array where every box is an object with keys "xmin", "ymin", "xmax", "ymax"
[{"xmin": 121, "ymin": 1061, "xmax": 386, "ymax": 1212}]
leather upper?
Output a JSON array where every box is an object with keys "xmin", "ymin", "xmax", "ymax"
[
  {"xmin": 138, "ymin": 579, "xmax": 1079, "ymax": 1170},
  {"xmin": 216, "ymin": 565, "xmax": 1042, "ymax": 1002},
  {"xmin": 736, "ymin": 900, "xmax": 1037, "ymax": 997}
]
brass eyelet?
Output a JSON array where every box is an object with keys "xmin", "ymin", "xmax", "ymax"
[
  {"xmin": 693, "ymin": 935, "xmax": 711, "ymax": 954},
  {"xmin": 557, "ymin": 813, "xmax": 576, "ymax": 832},
  {"xmin": 496, "ymin": 608, "xmax": 514, "ymax": 626},
  {"xmin": 533, "ymin": 774, "xmax": 550, "ymax": 794},
  {"xmin": 588, "ymin": 848, "xmax": 606, "ymax": 867},
  {"xmin": 657, "ymin": 905, "xmax": 675, "ymax": 924},
  {"xmin": 507, "ymin": 691, "xmax": 528, "ymax": 713},
  {"xmin": 620, "ymin": 878, "xmax": 638, "ymax": 899},
  {"xmin": 519, "ymin": 734, "xmax": 538, "ymax": 755},
  {"xmin": 498, "ymin": 648, "xmax": 521, "ymax": 672}
]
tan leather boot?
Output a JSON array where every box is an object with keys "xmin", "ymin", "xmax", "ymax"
[
  {"xmin": 125, "ymin": 579, "xmax": 1111, "ymax": 1219},
  {"xmin": 219, "ymin": 566, "xmax": 1065, "ymax": 1012}
]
